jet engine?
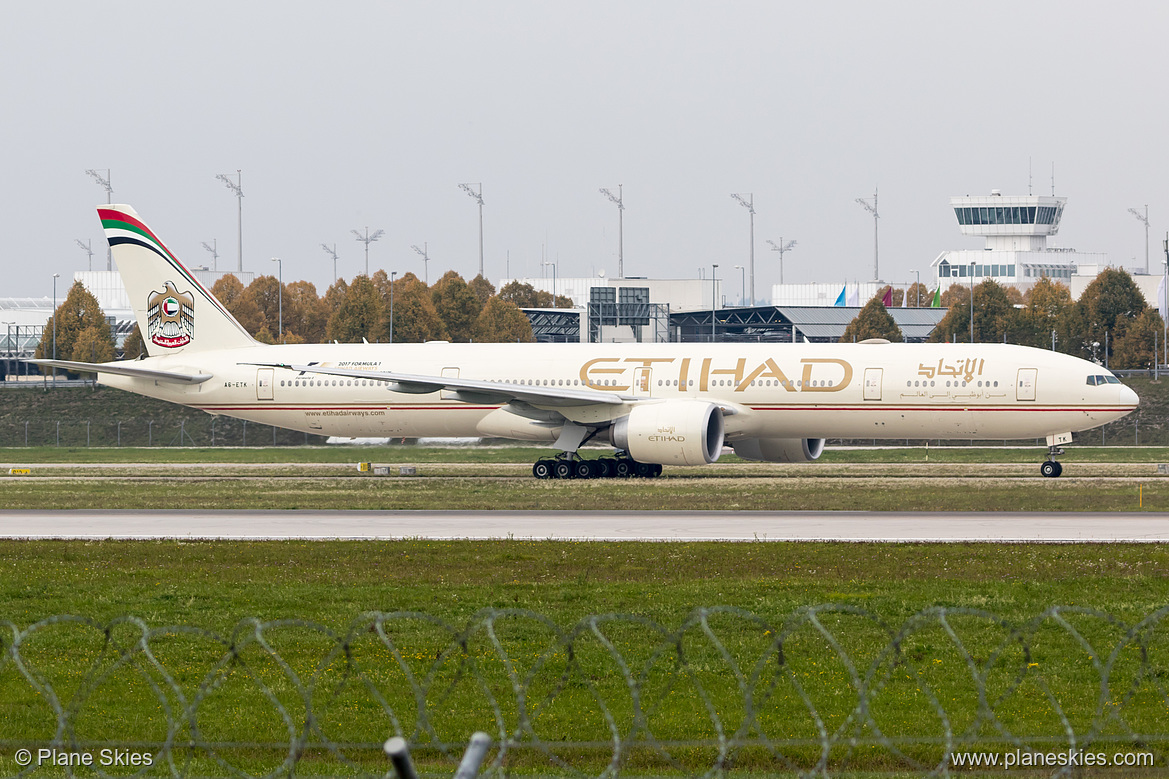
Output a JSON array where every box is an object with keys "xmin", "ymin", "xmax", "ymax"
[
  {"xmin": 732, "ymin": 437, "xmax": 825, "ymax": 463},
  {"xmin": 610, "ymin": 400, "xmax": 725, "ymax": 466}
]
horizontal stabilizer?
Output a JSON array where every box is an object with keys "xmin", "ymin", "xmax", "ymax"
[{"xmin": 26, "ymin": 359, "xmax": 212, "ymax": 385}]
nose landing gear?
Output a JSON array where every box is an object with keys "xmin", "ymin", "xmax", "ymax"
[{"xmin": 1040, "ymin": 443, "xmax": 1064, "ymax": 478}]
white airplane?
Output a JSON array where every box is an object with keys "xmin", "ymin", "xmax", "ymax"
[{"xmin": 32, "ymin": 205, "xmax": 1138, "ymax": 479}]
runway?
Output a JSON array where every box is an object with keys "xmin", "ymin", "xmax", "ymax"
[{"xmin": 0, "ymin": 510, "xmax": 1166, "ymax": 542}]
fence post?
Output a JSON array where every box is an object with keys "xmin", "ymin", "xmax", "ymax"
[
  {"xmin": 384, "ymin": 738, "xmax": 419, "ymax": 779},
  {"xmin": 180, "ymin": 420, "xmax": 185, "ymax": 447},
  {"xmin": 243, "ymin": 420, "xmax": 247, "ymax": 446},
  {"xmin": 117, "ymin": 420, "xmax": 121, "ymax": 447},
  {"xmin": 87, "ymin": 420, "xmax": 90, "ymax": 447},
  {"xmin": 25, "ymin": 421, "xmax": 28, "ymax": 446},
  {"xmin": 211, "ymin": 418, "xmax": 216, "ymax": 447},
  {"xmin": 56, "ymin": 420, "xmax": 60, "ymax": 447},
  {"xmin": 149, "ymin": 420, "xmax": 153, "ymax": 447},
  {"xmin": 454, "ymin": 733, "xmax": 492, "ymax": 779}
]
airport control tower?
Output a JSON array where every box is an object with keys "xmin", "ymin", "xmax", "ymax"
[{"xmin": 931, "ymin": 189, "xmax": 1095, "ymax": 290}]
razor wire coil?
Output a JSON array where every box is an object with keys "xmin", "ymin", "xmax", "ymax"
[{"xmin": 1, "ymin": 605, "xmax": 1167, "ymax": 778}]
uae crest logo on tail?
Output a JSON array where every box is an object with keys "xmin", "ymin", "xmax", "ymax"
[{"xmin": 147, "ymin": 282, "xmax": 195, "ymax": 348}]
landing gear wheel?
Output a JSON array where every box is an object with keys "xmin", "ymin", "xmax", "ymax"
[
  {"xmin": 573, "ymin": 460, "xmax": 593, "ymax": 479},
  {"xmin": 553, "ymin": 460, "xmax": 573, "ymax": 479},
  {"xmin": 649, "ymin": 464, "xmax": 663, "ymax": 478},
  {"xmin": 613, "ymin": 459, "xmax": 632, "ymax": 478},
  {"xmin": 592, "ymin": 459, "xmax": 613, "ymax": 478},
  {"xmin": 634, "ymin": 461, "xmax": 653, "ymax": 478},
  {"xmin": 533, "ymin": 460, "xmax": 553, "ymax": 479},
  {"xmin": 1040, "ymin": 460, "xmax": 1062, "ymax": 478}
]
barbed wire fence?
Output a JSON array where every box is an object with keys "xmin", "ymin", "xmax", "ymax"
[{"xmin": 1, "ymin": 605, "xmax": 1167, "ymax": 778}]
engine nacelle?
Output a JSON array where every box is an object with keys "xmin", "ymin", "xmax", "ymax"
[
  {"xmin": 611, "ymin": 401, "xmax": 725, "ymax": 466},
  {"xmin": 732, "ymin": 437, "xmax": 825, "ymax": 463}
]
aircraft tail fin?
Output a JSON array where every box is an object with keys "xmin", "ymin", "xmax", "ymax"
[{"xmin": 98, "ymin": 204, "xmax": 257, "ymax": 355}]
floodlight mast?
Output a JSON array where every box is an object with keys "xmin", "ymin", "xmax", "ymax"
[
  {"xmin": 74, "ymin": 239, "xmax": 94, "ymax": 271},
  {"xmin": 202, "ymin": 240, "xmax": 219, "ymax": 272},
  {"xmin": 600, "ymin": 185, "xmax": 624, "ymax": 279},
  {"xmin": 459, "ymin": 183, "xmax": 485, "ymax": 277},
  {"xmin": 411, "ymin": 243, "xmax": 430, "ymax": 285},
  {"xmin": 731, "ymin": 194, "xmax": 755, "ymax": 305},
  {"xmin": 320, "ymin": 243, "xmax": 339, "ymax": 283},
  {"xmin": 85, "ymin": 169, "xmax": 113, "ymax": 270},
  {"xmin": 765, "ymin": 238, "xmax": 797, "ymax": 285},
  {"xmin": 1129, "ymin": 205, "xmax": 1150, "ymax": 274},
  {"xmin": 856, "ymin": 188, "xmax": 879, "ymax": 281},
  {"xmin": 351, "ymin": 226, "xmax": 385, "ymax": 276},
  {"xmin": 216, "ymin": 170, "xmax": 244, "ymax": 272}
]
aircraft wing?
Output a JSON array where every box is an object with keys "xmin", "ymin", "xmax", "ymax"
[
  {"xmin": 26, "ymin": 359, "xmax": 213, "ymax": 385},
  {"xmin": 243, "ymin": 361, "xmax": 630, "ymax": 407}
]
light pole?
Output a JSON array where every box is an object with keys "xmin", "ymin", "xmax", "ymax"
[
  {"xmin": 600, "ymin": 185, "xmax": 624, "ymax": 278},
  {"xmin": 765, "ymin": 238, "xmax": 796, "ymax": 286},
  {"xmin": 710, "ymin": 264, "xmax": 720, "ymax": 339},
  {"xmin": 706, "ymin": 264, "xmax": 715, "ymax": 339},
  {"xmin": 730, "ymin": 194, "xmax": 755, "ymax": 305},
  {"xmin": 459, "ymin": 183, "xmax": 485, "ymax": 278},
  {"xmin": 909, "ymin": 269, "xmax": 920, "ymax": 307},
  {"xmin": 1129, "ymin": 205, "xmax": 1150, "ymax": 274},
  {"xmin": 411, "ymin": 243, "xmax": 430, "ymax": 285},
  {"xmin": 320, "ymin": 243, "xmax": 339, "ymax": 284},
  {"xmin": 202, "ymin": 240, "xmax": 219, "ymax": 272},
  {"xmin": 969, "ymin": 261, "xmax": 975, "ymax": 343},
  {"xmin": 1162, "ymin": 233, "xmax": 1168, "ymax": 367},
  {"xmin": 733, "ymin": 265, "xmax": 745, "ymax": 305},
  {"xmin": 351, "ymin": 226, "xmax": 384, "ymax": 276},
  {"xmin": 52, "ymin": 273, "xmax": 60, "ymax": 382},
  {"xmin": 216, "ymin": 170, "xmax": 244, "ymax": 272},
  {"xmin": 856, "ymin": 188, "xmax": 879, "ymax": 281},
  {"xmin": 389, "ymin": 271, "xmax": 397, "ymax": 344},
  {"xmin": 85, "ymin": 169, "xmax": 113, "ymax": 269},
  {"xmin": 270, "ymin": 258, "xmax": 283, "ymax": 340},
  {"xmin": 543, "ymin": 260, "xmax": 558, "ymax": 307},
  {"xmin": 75, "ymin": 239, "xmax": 94, "ymax": 271}
]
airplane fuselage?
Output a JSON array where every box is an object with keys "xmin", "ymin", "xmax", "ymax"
[{"xmin": 97, "ymin": 341, "xmax": 1137, "ymax": 443}]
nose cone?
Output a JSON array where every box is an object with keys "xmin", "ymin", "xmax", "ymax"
[{"xmin": 1120, "ymin": 384, "xmax": 1139, "ymax": 410}]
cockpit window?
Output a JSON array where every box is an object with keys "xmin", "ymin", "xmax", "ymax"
[
  {"xmin": 1103, "ymin": 375, "xmax": 1121, "ymax": 384},
  {"xmin": 1086, "ymin": 375, "xmax": 1098, "ymax": 386},
  {"xmin": 1087, "ymin": 374, "xmax": 1121, "ymax": 386}
]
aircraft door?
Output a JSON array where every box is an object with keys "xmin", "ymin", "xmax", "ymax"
[
  {"xmin": 256, "ymin": 368, "xmax": 274, "ymax": 401},
  {"xmin": 1017, "ymin": 368, "xmax": 1037, "ymax": 401},
  {"xmin": 632, "ymin": 367, "xmax": 652, "ymax": 397},
  {"xmin": 863, "ymin": 368, "xmax": 882, "ymax": 401},
  {"xmin": 440, "ymin": 367, "xmax": 460, "ymax": 400}
]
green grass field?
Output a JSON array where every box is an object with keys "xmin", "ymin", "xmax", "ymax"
[
  {"xmin": 2, "ymin": 443, "xmax": 1168, "ymax": 775},
  {"xmin": 1, "ymin": 542, "xmax": 1168, "ymax": 777},
  {"xmin": 2, "ymin": 445, "xmax": 1168, "ymax": 511}
]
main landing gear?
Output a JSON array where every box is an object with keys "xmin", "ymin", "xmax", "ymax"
[
  {"xmin": 1040, "ymin": 444, "xmax": 1064, "ymax": 478},
  {"xmin": 532, "ymin": 452, "xmax": 663, "ymax": 480}
]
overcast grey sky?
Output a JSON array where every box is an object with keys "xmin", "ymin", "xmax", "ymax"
[{"xmin": 3, "ymin": 1, "xmax": 1167, "ymax": 301}]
